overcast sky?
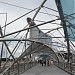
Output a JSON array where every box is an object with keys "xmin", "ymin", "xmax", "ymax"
[
  {"xmin": 0, "ymin": 0, "xmax": 64, "ymax": 57},
  {"xmin": 0, "ymin": 0, "xmax": 59, "ymax": 33}
]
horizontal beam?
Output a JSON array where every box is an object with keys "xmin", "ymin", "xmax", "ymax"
[
  {"xmin": 0, "ymin": 18, "xmax": 59, "ymax": 38},
  {"xmin": 0, "ymin": 38, "xmax": 31, "ymax": 41},
  {"xmin": 0, "ymin": 37, "xmax": 65, "ymax": 41}
]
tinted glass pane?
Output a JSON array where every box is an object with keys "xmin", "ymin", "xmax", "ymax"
[{"xmin": 60, "ymin": 0, "xmax": 75, "ymax": 41}]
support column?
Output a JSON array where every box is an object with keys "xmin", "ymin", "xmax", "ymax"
[{"xmin": 55, "ymin": 0, "xmax": 70, "ymax": 63}]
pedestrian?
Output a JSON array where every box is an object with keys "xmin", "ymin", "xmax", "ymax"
[
  {"xmin": 43, "ymin": 60, "xmax": 46, "ymax": 66},
  {"xmin": 47, "ymin": 60, "xmax": 49, "ymax": 66},
  {"xmin": 41, "ymin": 60, "xmax": 44, "ymax": 66}
]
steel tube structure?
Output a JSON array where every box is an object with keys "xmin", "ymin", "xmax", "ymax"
[
  {"xmin": 0, "ymin": 18, "xmax": 59, "ymax": 38},
  {"xmin": 55, "ymin": 0, "xmax": 70, "ymax": 63},
  {"xmin": 0, "ymin": 26, "xmax": 15, "ymax": 60}
]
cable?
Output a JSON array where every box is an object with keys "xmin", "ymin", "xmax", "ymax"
[
  {"xmin": 43, "ymin": 7, "xmax": 63, "ymax": 34},
  {"xmin": 50, "ymin": 32, "xmax": 75, "ymax": 51},
  {"xmin": 64, "ymin": 13, "xmax": 75, "ymax": 19},
  {"xmin": 35, "ymin": 19, "xmax": 61, "ymax": 26},
  {"xmin": 68, "ymin": 26, "xmax": 75, "ymax": 39},
  {"xmin": 52, "ymin": 41, "xmax": 66, "ymax": 47},
  {"xmin": 57, "ymin": 29, "xmax": 64, "ymax": 37},
  {"xmin": 0, "ymin": 1, "xmax": 59, "ymax": 22},
  {"xmin": 70, "ymin": 41, "xmax": 75, "ymax": 48},
  {"xmin": 32, "ymin": 0, "xmax": 47, "ymax": 20},
  {"xmin": 43, "ymin": 7, "xmax": 62, "ymax": 34},
  {"xmin": 13, "ymin": 31, "xmax": 29, "ymax": 55},
  {"xmin": 0, "ymin": 1, "xmax": 32, "ymax": 10},
  {"xmin": 13, "ymin": 42, "xmax": 22, "ymax": 55},
  {"xmin": 0, "ymin": 18, "xmax": 60, "ymax": 68},
  {"xmin": 14, "ymin": 24, "xmax": 29, "ymax": 38},
  {"xmin": 43, "ymin": 7, "xmax": 61, "ymax": 35},
  {"xmin": 43, "ymin": 6, "xmax": 58, "ymax": 12},
  {"xmin": 5, "ymin": 24, "xmax": 29, "ymax": 45},
  {"xmin": 1, "ymin": 7, "xmax": 38, "ymax": 28},
  {"xmin": 39, "ymin": 11, "xmax": 59, "ymax": 17},
  {"xmin": 66, "ymin": 20, "xmax": 75, "ymax": 30},
  {"xmin": 43, "ymin": 26, "xmax": 63, "ymax": 35},
  {"xmin": 49, "ymin": 32, "xmax": 67, "ymax": 47},
  {"xmin": 43, "ymin": 7, "xmax": 72, "ymax": 52},
  {"xmin": 57, "ymin": 27, "xmax": 75, "ymax": 51},
  {"xmin": 0, "ymin": 18, "xmax": 59, "ymax": 38},
  {"xmin": 43, "ymin": 7, "xmax": 53, "ymax": 20},
  {"xmin": 2, "ymin": 28, "xmax": 29, "ymax": 69},
  {"xmin": 4, "ymin": 13, "xmax": 7, "ymax": 35},
  {"xmin": 0, "ymin": 1, "xmax": 59, "ymax": 29}
]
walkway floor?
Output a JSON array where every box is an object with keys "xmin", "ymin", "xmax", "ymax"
[{"xmin": 21, "ymin": 64, "xmax": 70, "ymax": 75}]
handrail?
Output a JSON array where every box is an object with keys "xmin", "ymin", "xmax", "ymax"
[{"xmin": 2, "ymin": 40, "xmax": 59, "ymax": 75}]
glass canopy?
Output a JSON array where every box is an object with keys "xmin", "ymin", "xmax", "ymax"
[{"xmin": 60, "ymin": 0, "xmax": 75, "ymax": 41}]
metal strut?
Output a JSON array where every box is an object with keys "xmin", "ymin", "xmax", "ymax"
[
  {"xmin": 0, "ymin": 26, "xmax": 15, "ymax": 60},
  {"xmin": 33, "ymin": 0, "xmax": 47, "ymax": 20},
  {"xmin": 55, "ymin": 0, "xmax": 70, "ymax": 63}
]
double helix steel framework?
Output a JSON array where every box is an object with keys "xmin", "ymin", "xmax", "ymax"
[{"xmin": 0, "ymin": 0, "xmax": 75, "ymax": 75}]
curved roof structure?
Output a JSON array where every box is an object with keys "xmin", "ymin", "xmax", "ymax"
[{"xmin": 0, "ymin": 0, "xmax": 75, "ymax": 75}]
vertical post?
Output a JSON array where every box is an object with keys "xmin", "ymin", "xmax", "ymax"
[
  {"xmin": 67, "ymin": 39, "xmax": 70, "ymax": 63},
  {"xmin": 5, "ymin": 13, "xmax": 8, "ymax": 62},
  {"xmin": 8, "ymin": 68, "xmax": 10, "ymax": 75},
  {"xmin": 24, "ymin": 59, "xmax": 25, "ymax": 71},
  {"xmin": 0, "ymin": 43, "xmax": 3, "ymax": 73},
  {"xmin": 0, "ymin": 13, "xmax": 7, "ymax": 73},
  {"xmin": 55, "ymin": 0, "xmax": 70, "ymax": 63},
  {"xmin": 0, "ymin": 26, "xmax": 15, "ymax": 60},
  {"xmin": 17, "ymin": 61, "xmax": 20, "ymax": 75},
  {"xmin": 55, "ymin": 0, "xmax": 73, "ymax": 74}
]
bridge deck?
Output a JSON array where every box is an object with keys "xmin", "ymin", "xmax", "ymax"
[{"xmin": 21, "ymin": 64, "xmax": 70, "ymax": 75}]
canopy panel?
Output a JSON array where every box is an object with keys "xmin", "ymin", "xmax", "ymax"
[{"xmin": 60, "ymin": 0, "xmax": 75, "ymax": 41}]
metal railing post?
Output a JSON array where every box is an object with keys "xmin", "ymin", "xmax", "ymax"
[{"xmin": 17, "ymin": 61, "xmax": 20, "ymax": 75}]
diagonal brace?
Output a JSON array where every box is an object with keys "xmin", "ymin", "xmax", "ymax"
[{"xmin": 0, "ymin": 26, "xmax": 15, "ymax": 60}]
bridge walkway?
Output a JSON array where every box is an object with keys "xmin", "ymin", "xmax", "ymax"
[{"xmin": 21, "ymin": 64, "xmax": 70, "ymax": 75}]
